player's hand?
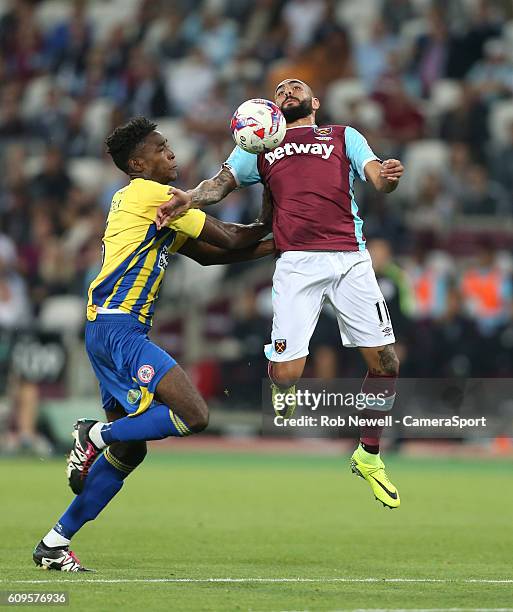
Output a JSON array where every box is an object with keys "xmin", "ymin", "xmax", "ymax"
[
  {"xmin": 380, "ymin": 159, "xmax": 404, "ymax": 183},
  {"xmin": 156, "ymin": 187, "xmax": 192, "ymax": 229},
  {"xmin": 260, "ymin": 238, "xmax": 277, "ymax": 257}
]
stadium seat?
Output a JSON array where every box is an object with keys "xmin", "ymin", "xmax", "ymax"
[
  {"xmin": 83, "ymin": 99, "xmax": 114, "ymax": 149},
  {"xmin": 401, "ymin": 140, "xmax": 450, "ymax": 196},
  {"xmin": 325, "ymin": 79, "xmax": 367, "ymax": 124},
  {"xmin": 355, "ymin": 99, "xmax": 383, "ymax": 130},
  {"xmin": 336, "ymin": 0, "xmax": 381, "ymax": 42},
  {"xmin": 430, "ymin": 80, "xmax": 463, "ymax": 114},
  {"xmin": 35, "ymin": 0, "xmax": 69, "ymax": 31},
  {"xmin": 90, "ymin": 0, "xmax": 140, "ymax": 42},
  {"xmin": 502, "ymin": 20, "xmax": 513, "ymax": 60},
  {"xmin": 399, "ymin": 17, "xmax": 428, "ymax": 49},
  {"xmin": 69, "ymin": 158, "xmax": 106, "ymax": 192},
  {"xmin": 488, "ymin": 100, "xmax": 513, "ymax": 145},
  {"xmin": 39, "ymin": 295, "xmax": 85, "ymax": 334},
  {"xmin": 21, "ymin": 76, "xmax": 53, "ymax": 119}
]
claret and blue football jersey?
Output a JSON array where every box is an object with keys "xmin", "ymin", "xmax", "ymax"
[{"xmin": 224, "ymin": 125, "xmax": 380, "ymax": 252}]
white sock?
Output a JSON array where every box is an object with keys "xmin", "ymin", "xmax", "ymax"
[
  {"xmin": 88, "ymin": 422, "xmax": 108, "ymax": 450},
  {"xmin": 43, "ymin": 528, "xmax": 70, "ymax": 549}
]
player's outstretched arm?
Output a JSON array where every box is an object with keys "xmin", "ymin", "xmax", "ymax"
[
  {"xmin": 156, "ymin": 168, "xmax": 237, "ymax": 229},
  {"xmin": 196, "ymin": 215, "xmax": 270, "ymax": 250},
  {"xmin": 365, "ymin": 159, "xmax": 404, "ymax": 193},
  {"xmin": 178, "ymin": 238, "xmax": 275, "ymax": 266}
]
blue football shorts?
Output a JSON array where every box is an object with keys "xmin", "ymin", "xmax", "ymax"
[{"xmin": 85, "ymin": 313, "xmax": 177, "ymax": 416}]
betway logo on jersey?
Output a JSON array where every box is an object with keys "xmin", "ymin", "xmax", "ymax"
[{"xmin": 264, "ymin": 142, "xmax": 335, "ymax": 165}]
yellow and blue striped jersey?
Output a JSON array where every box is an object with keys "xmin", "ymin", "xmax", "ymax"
[{"xmin": 87, "ymin": 178, "xmax": 206, "ymax": 326}]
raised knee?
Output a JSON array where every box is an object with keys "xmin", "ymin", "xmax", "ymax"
[
  {"xmin": 187, "ymin": 405, "xmax": 209, "ymax": 433},
  {"xmin": 270, "ymin": 362, "xmax": 301, "ymax": 387},
  {"xmin": 108, "ymin": 441, "xmax": 147, "ymax": 469}
]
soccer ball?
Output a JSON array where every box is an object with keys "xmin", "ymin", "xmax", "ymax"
[{"xmin": 230, "ymin": 99, "xmax": 287, "ymax": 154}]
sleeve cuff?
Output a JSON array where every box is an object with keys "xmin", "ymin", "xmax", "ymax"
[
  {"xmin": 361, "ymin": 156, "xmax": 381, "ymax": 181},
  {"xmin": 222, "ymin": 163, "xmax": 240, "ymax": 187}
]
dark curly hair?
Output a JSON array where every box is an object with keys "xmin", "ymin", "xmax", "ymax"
[{"xmin": 105, "ymin": 116, "xmax": 157, "ymax": 173}]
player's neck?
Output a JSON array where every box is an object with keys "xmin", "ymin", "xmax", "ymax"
[
  {"xmin": 286, "ymin": 114, "xmax": 316, "ymax": 129},
  {"xmin": 129, "ymin": 172, "xmax": 157, "ymax": 182}
]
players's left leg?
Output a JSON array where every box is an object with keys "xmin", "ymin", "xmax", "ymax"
[
  {"xmin": 34, "ymin": 406, "xmax": 147, "ymax": 571},
  {"xmin": 327, "ymin": 250, "xmax": 400, "ymax": 508},
  {"xmin": 265, "ymin": 251, "xmax": 331, "ymax": 417}
]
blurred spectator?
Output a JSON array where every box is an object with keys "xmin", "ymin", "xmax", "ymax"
[
  {"xmin": 448, "ymin": 0, "xmax": 503, "ymax": 78},
  {"xmin": 181, "ymin": 6, "xmax": 238, "ymax": 66},
  {"xmin": 0, "ymin": 252, "xmax": 31, "ymax": 330},
  {"xmin": 466, "ymin": 38, "xmax": 513, "ymax": 105},
  {"xmin": 282, "ymin": 0, "xmax": 327, "ymax": 51},
  {"xmin": 488, "ymin": 119, "xmax": 513, "ymax": 192},
  {"xmin": 372, "ymin": 71, "xmax": 425, "ymax": 145},
  {"xmin": 406, "ymin": 172, "xmax": 455, "ymax": 232},
  {"xmin": 0, "ymin": 82, "xmax": 28, "ymax": 138},
  {"xmin": 30, "ymin": 146, "xmax": 72, "ymax": 204},
  {"xmin": 353, "ymin": 19, "xmax": 397, "ymax": 92},
  {"xmin": 123, "ymin": 48, "xmax": 170, "ymax": 117},
  {"xmin": 166, "ymin": 47, "xmax": 216, "ymax": 113},
  {"xmin": 367, "ymin": 238, "xmax": 415, "ymax": 329},
  {"xmin": 410, "ymin": 7, "xmax": 453, "ymax": 97},
  {"xmin": 405, "ymin": 239, "xmax": 451, "ymax": 320},
  {"xmin": 459, "ymin": 164, "xmax": 510, "ymax": 216},
  {"xmin": 411, "ymin": 287, "xmax": 479, "ymax": 377},
  {"xmin": 45, "ymin": 0, "xmax": 92, "ymax": 74},
  {"xmin": 443, "ymin": 142, "xmax": 474, "ymax": 202},
  {"xmin": 460, "ymin": 240, "xmax": 513, "ymax": 335},
  {"xmin": 438, "ymin": 84, "xmax": 489, "ymax": 159}
]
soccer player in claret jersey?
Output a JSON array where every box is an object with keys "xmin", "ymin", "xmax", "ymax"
[
  {"xmin": 157, "ymin": 80, "xmax": 405, "ymax": 510},
  {"xmin": 32, "ymin": 117, "xmax": 274, "ymax": 571}
]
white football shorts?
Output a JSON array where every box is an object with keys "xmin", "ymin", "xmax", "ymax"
[{"xmin": 264, "ymin": 250, "xmax": 395, "ymax": 363}]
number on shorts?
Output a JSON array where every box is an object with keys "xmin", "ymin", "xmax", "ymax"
[{"xmin": 375, "ymin": 300, "xmax": 391, "ymax": 325}]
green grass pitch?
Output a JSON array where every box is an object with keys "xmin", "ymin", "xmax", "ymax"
[{"xmin": 1, "ymin": 450, "xmax": 512, "ymax": 610}]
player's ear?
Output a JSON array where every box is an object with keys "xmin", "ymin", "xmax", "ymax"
[
  {"xmin": 312, "ymin": 97, "xmax": 320, "ymax": 111},
  {"xmin": 128, "ymin": 156, "xmax": 144, "ymax": 174}
]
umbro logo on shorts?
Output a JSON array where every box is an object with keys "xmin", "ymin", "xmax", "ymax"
[{"xmin": 274, "ymin": 339, "xmax": 287, "ymax": 354}]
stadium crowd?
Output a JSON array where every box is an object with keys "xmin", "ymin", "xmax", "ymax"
[{"xmin": 1, "ymin": 0, "xmax": 513, "ymax": 448}]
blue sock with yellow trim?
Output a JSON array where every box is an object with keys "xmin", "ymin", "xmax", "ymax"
[
  {"xmin": 100, "ymin": 403, "xmax": 191, "ymax": 444},
  {"xmin": 57, "ymin": 452, "xmax": 130, "ymax": 538}
]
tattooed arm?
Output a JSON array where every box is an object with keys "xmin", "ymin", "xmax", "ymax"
[{"xmin": 156, "ymin": 167, "xmax": 237, "ymax": 229}]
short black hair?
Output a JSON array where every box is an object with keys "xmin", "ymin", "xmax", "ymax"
[{"xmin": 105, "ymin": 116, "xmax": 157, "ymax": 173}]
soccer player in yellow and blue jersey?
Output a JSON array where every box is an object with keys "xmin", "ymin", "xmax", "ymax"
[{"xmin": 33, "ymin": 117, "xmax": 274, "ymax": 571}]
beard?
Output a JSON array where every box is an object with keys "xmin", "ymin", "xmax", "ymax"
[{"xmin": 280, "ymin": 97, "xmax": 313, "ymax": 122}]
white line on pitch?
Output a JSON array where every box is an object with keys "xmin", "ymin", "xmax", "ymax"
[{"xmin": 1, "ymin": 577, "xmax": 513, "ymax": 585}]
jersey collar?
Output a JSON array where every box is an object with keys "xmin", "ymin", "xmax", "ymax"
[{"xmin": 286, "ymin": 124, "xmax": 317, "ymax": 130}]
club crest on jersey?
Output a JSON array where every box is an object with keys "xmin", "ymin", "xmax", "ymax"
[
  {"xmin": 127, "ymin": 388, "xmax": 142, "ymax": 405},
  {"xmin": 158, "ymin": 246, "xmax": 169, "ymax": 270},
  {"xmin": 137, "ymin": 364, "xmax": 155, "ymax": 384},
  {"xmin": 314, "ymin": 126, "xmax": 333, "ymax": 141},
  {"xmin": 274, "ymin": 339, "xmax": 287, "ymax": 354},
  {"xmin": 314, "ymin": 126, "xmax": 333, "ymax": 136}
]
